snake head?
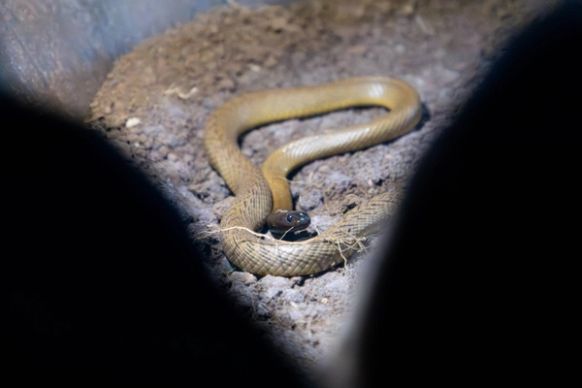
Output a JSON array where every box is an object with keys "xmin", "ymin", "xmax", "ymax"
[{"xmin": 266, "ymin": 210, "xmax": 311, "ymax": 234}]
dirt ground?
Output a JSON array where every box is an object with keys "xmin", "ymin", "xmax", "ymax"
[{"xmin": 89, "ymin": 0, "xmax": 547, "ymax": 376}]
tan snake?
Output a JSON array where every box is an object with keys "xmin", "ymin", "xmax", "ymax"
[{"xmin": 204, "ymin": 76, "xmax": 421, "ymax": 276}]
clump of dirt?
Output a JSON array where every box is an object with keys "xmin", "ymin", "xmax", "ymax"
[{"xmin": 89, "ymin": 0, "xmax": 546, "ymax": 375}]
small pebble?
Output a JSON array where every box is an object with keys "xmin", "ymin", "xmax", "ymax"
[
  {"xmin": 229, "ymin": 271, "xmax": 258, "ymax": 285},
  {"xmin": 125, "ymin": 117, "xmax": 141, "ymax": 128}
]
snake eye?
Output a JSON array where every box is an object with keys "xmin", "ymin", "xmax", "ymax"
[{"xmin": 286, "ymin": 213, "xmax": 294, "ymax": 223}]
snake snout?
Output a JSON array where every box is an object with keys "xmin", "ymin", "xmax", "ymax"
[
  {"xmin": 291, "ymin": 211, "xmax": 311, "ymax": 231},
  {"xmin": 266, "ymin": 210, "xmax": 311, "ymax": 234}
]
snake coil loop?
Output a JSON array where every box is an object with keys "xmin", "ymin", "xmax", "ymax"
[{"xmin": 204, "ymin": 76, "xmax": 421, "ymax": 276}]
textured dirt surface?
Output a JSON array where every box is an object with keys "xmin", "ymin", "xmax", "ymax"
[{"xmin": 89, "ymin": 0, "xmax": 547, "ymax": 375}]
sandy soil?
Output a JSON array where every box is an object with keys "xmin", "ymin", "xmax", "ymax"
[{"xmin": 89, "ymin": 0, "xmax": 547, "ymax": 375}]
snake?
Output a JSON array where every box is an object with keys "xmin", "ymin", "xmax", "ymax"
[{"xmin": 204, "ymin": 76, "xmax": 421, "ymax": 276}]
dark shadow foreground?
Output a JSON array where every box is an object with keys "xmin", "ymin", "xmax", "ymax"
[
  {"xmin": 355, "ymin": 2, "xmax": 581, "ymax": 386},
  {"xmin": 0, "ymin": 93, "xmax": 312, "ymax": 386}
]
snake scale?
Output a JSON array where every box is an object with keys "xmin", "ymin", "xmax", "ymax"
[{"xmin": 204, "ymin": 76, "xmax": 421, "ymax": 276}]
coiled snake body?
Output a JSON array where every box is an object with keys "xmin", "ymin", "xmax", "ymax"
[{"xmin": 204, "ymin": 77, "xmax": 421, "ymax": 276}]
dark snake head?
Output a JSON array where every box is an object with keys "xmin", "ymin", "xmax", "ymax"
[{"xmin": 266, "ymin": 210, "xmax": 311, "ymax": 234}]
